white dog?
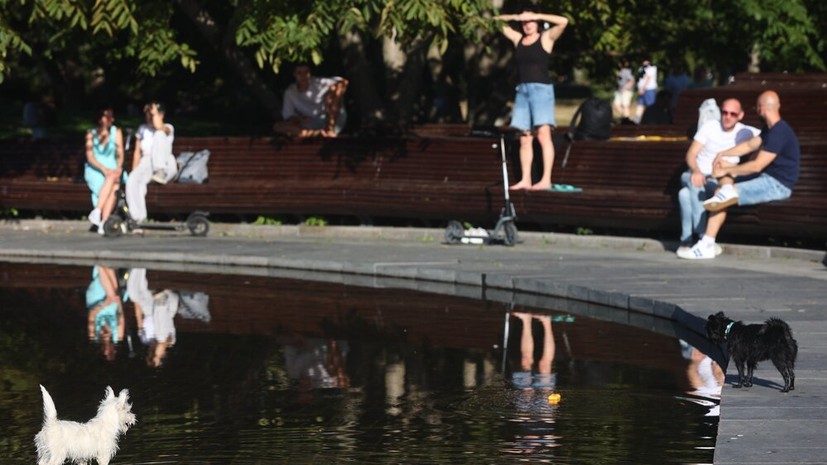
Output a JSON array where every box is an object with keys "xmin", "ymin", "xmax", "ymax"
[{"xmin": 34, "ymin": 385, "xmax": 136, "ymax": 465}]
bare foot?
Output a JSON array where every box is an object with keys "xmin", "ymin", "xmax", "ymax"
[
  {"xmin": 530, "ymin": 182, "xmax": 552, "ymax": 191},
  {"xmin": 534, "ymin": 315, "xmax": 551, "ymax": 324},
  {"xmin": 509, "ymin": 181, "xmax": 532, "ymax": 190}
]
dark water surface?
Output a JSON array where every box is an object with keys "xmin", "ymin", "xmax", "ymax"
[{"xmin": 0, "ymin": 262, "xmax": 720, "ymax": 464}]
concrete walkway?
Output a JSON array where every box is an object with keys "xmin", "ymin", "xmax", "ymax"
[{"xmin": 1, "ymin": 220, "xmax": 826, "ymax": 464}]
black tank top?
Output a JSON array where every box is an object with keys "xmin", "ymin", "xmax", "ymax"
[{"xmin": 515, "ymin": 37, "xmax": 552, "ymax": 84}]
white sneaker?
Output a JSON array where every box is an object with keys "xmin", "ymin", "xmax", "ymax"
[
  {"xmin": 97, "ymin": 225, "xmax": 106, "ymax": 236},
  {"xmin": 677, "ymin": 243, "xmax": 722, "ymax": 257},
  {"xmin": 677, "ymin": 241, "xmax": 717, "ymax": 260},
  {"xmin": 703, "ymin": 189, "xmax": 739, "ymax": 212},
  {"xmin": 152, "ymin": 170, "xmax": 168, "ymax": 184},
  {"xmin": 88, "ymin": 208, "xmax": 102, "ymax": 227}
]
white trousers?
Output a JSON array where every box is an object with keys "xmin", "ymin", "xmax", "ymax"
[{"xmin": 125, "ymin": 132, "xmax": 177, "ymax": 222}]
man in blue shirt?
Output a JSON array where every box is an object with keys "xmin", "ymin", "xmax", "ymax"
[{"xmin": 678, "ymin": 90, "xmax": 800, "ymax": 259}]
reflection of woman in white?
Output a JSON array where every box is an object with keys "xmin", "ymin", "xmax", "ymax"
[{"xmin": 127, "ymin": 268, "xmax": 178, "ymax": 367}]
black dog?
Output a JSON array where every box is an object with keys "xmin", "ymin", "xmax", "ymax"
[{"xmin": 706, "ymin": 311, "xmax": 798, "ymax": 392}]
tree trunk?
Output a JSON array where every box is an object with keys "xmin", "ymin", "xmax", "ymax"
[
  {"xmin": 338, "ymin": 30, "xmax": 386, "ymax": 128},
  {"xmin": 464, "ymin": 36, "xmax": 515, "ymax": 126},
  {"xmin": 382, "ymin": 36, "xmax": 429, "ymax": 125},
  {"xmin": 174, "ymin": 0, "xmax": 282, "ymax": 119}
]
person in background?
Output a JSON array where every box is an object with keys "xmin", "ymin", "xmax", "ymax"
[
  {"xmin": 84, "ymin": 108, "xmax": 125, "ymax": 235},
  {"xmin": 634, "ymin": 59, "xmax": 658, "ymax": 123},
  {"xmin": 274, "ymin": 63, "xmax": 349, "ymax": 138},
  {"xmin": 639, "ymin": 90, "xmax": 673, "ymax": 124},
  {"xmin": 494, "ymin": 7, "xmax": 568, "ymax": 191},
  {"xmin": 613, "ymin": 59, "xmax": 635, "ymax": 123},
  {"xmin": 663, "ymin": 65, "xmax": 691, "ymax": 113}
]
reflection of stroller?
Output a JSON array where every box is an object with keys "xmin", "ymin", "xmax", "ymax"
[{"xmin": 102, "ymin": 129, "xmax": 209, "ymax": 237}]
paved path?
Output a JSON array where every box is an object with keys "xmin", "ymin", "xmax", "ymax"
[{"xmin": 1, "ymin": 220, "xmax": 826, "ymax": 464}]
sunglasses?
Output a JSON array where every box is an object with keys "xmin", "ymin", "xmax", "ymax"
[{"xmin": 720, "ymin": 110, "xmax": 740, "ymax": 117}]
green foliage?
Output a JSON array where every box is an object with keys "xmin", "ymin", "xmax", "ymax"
[
  {"xmin": 2, "ymin": 0, "xmax": 825, "ymax": 83},
  {"xmin": 304, "ymin": 216, "xmax": 328, "ymax": 227},
  {"xmin": 0, "ymin": 207, "xmax": 19, "ymax": 218},
  {"xmin": 0, "ymin": 0, "xmax": 824, "ymax": 122},
  {"xmin": 253, "ymin": 215, "xmax": 282, "ymax": 226}
]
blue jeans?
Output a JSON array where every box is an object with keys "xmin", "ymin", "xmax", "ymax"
[
  {"xmin": 735, "ymin": 173, "xmax": 792, "ymax": 206},
  {"xmin": 678, "ymin": 170, "xmax": 718, "ymax": 243}
]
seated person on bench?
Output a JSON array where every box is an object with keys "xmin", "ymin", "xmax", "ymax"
[
  {"xmin": 273, "ymin": 63, "xmax": 348, "ymax": 138},
  {"xmin": 678, "ymin": 90, "xmax": 800, "ymax": 260},
  {"xmin": 84, "ymin": 107, "xmax": 125, "ymax": 234},
  {"xmin": 125, "ymin": 102, "xmax": 177, "ymax": 223}
]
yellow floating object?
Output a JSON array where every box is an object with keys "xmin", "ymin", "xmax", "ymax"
[{"xmin": 547, "ymin": 393, "xmax": 561, "ymax": 404}]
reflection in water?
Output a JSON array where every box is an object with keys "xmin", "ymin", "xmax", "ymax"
[
  {"xmin": 127, "ymin": 268, "xmax": 179, "ymax": 368},
  {"xmin": 0, "ymin": 263, "xmax": 719, "ymax": 465},
  {"xmin": 85, "ymin": 265, "xmax": 124, "ymax": 361},
  {"xmin": 505, "ymin": 312, "xmax": 560, "ymax": 456},
  {"xmin": 680, "ymin": 339, "xmax": 724, "ymax": 417},
  {"xmin": 283, "ymin": 337, "xmax": 350, "ymax": 390},
  {"xmin": 88, "ymin": 266, "xmax": 211, "ymax": 367}
]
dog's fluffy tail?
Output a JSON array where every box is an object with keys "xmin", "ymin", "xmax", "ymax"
[
  {"xmin": 39, "ymin": 385, "xmax": 57, "ymax": 424},
  {"xmin": 766, "ymin": 318, "xmax": 799, "ymax": 366}
]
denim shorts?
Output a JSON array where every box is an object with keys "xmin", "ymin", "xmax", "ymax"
[
  {"xmin": 735, "ymin": 173, "xmax": 792, "ymax": 206},
  {"xmin": 511, "ymin": 82, "xmax": 556, "ymax": 131},
  {"xmin": 637, "ymin": 89, "xmax": 656, "ymax": 107}
]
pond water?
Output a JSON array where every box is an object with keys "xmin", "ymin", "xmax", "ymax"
[{"xmin": 0, "ymin": 262, "xmax": 721, "ymax": 464}]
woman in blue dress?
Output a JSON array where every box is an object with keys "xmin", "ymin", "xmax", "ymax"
[{"xmin": 84, "ymin": 108, "xmax": 125, "ymax": 232}]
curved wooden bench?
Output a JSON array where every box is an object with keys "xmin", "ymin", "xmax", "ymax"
[{"xmin": 2, "ymin": 73, "xmax": 826, "ymax": 242}]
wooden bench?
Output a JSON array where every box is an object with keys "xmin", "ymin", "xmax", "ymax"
[
  {"xmin": 2, "ymin": 73, "xmax": 826, "ymax": 242},
  {"xmin": 0, "ymin": 134, "xmax": 507, "ymax": 225}
]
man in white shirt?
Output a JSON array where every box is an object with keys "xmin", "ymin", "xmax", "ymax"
[
  {"xmin": 273, "ymin": 63, "xmax": 348, "ymax": 138},
  {"xmin": 676, "ymin": 98, "xmax": 759, "ymax": 255}
]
